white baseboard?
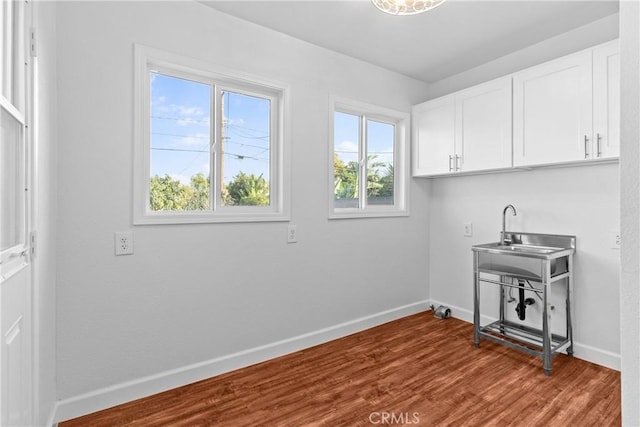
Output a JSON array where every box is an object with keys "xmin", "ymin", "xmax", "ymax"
[
  {"xmin": 53, "ymin": 300, "xmax": 430, "ymax": 423},
  {"xmin": 46, "ymin": 404, "xmax": 58, "ymax": 427},
  {"xmin": 429, "ymin": 299, "xmax": 621, "ymax": 371}
]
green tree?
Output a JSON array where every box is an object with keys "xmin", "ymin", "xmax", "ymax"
[
  {"xmin": 366, "ymin": 155, "xmax": 386, "ymax": 198},
  {"xmin": 333, "ymin": 153, "xmax": 358, "ymax": 199},
  {"xmin": 224, "ymin": 172, "xmax": 270, "ymax": 206},
  {"xmin": 150, "ymin": 175, "xmax": 188, "ymax": 211},
  {"xmin": 378, "ymin": 164, "xmax": 394, "ymax": 198},
  {"xmin": 150, "ymin": 173, "xmax": 210, "ymax": 211},
  {"xmin": 333, "ymin": 154, "xmax": 392, "ymax": 200},
  {"xmin": 184, "ymin": 173, "xmax": 210, "ymax": 210}
]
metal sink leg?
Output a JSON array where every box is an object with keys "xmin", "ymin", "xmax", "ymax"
[
  {"xmin": 473, "ymin": 251, "xmax": 480, "ymax": 348},
  {"xmin": 542, "ymin": 260, "xmax": 552, "ymax": 376}
]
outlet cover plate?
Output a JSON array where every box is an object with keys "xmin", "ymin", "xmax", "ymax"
[
  {"xmin": 115, "ymin": 231, "xmax": 134, "ymax": 256},
  {"xmin": 287, "ymin": 225, "xmax": 297, "ymax": 243},
  {"xmin": 610, "ymin": 230, "xmax": 621, "ymax": 249}
]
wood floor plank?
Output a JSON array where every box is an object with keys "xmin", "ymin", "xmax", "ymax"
[{"xmin": 60, "ymin": 312, "xmax": 621, "ymax": 426}]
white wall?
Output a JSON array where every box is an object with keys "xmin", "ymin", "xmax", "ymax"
[
  {"xmin": 54, "ymin": 0, "xmax": 430, "ymax": 417},
  {"xmin": 422, "ymin": 10, "xmax": 622, "ymax": 370},
  {"xmin": 32, "ymin": 1, "xmax": 58, "ymax": 425},
  {"xmin": 50, "ymin": 0, "xmax": 635, "ymax": 422},
  {"xmin": 429, "ymin": 164, "xmax": 620, "ymax": 366},
  {"xmin": 619, "ymin": 1, "xmax": 640, "ymax": 424},
  {"xmin": 429, "ymin": 13, "xmax": 619, "ymax": 98}
]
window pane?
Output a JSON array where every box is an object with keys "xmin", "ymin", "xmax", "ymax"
[
  {"xmin": 221, "ymin": 90, "xmax": 271, "ymax": 207},
  {"xmin": 1, "ymin": 106, "xmax": 25, "ymax": 251},
  {"xmin": 334, "ymin": 112, "xmax": 360, "ymax": 208},
  {"xmin": 149, "ymin": 72, "xmax": 211, "ymax": 211},
  {"xmin": 366, "ymin": 119, "xmax": 394, "ymax": 206}
]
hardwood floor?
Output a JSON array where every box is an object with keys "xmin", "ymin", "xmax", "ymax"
[{"xmin": 60, "ymin": 312, "xmax": 620, "ymax": 426}]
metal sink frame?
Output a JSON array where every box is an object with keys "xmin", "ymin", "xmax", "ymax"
[{"xmin": 472, "ymin": 232, "xmax": 576, "ymax": 375}]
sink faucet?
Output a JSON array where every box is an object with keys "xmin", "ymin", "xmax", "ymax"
[{"xmin": 502, "ymin": 204, "xmax": 517, "ymax": 244}]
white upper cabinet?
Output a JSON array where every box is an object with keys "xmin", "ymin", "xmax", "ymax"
[
  {"xmin": 412, "ymin": 94, "xmax": 455, "ymax": 176},
  {"xmin": 413, "ymin": 40, "xmax": 619, "ymax": 177},
  {"xmin": 513, "ymin": 40, "xmax": 620, "ymax": 167},
  {"xmin": 455, "ymin": 76, "xmax": 512, "ymax": 172},
  {"xmin": 593, "ymin": 40, "xmax": 620, "ymax": 159},
  {"xmin": 412, "ymin": 76, "xmax": 512, "ymax": 176},
  {"xmin": 513, "ymin": 50, "xmax": 593, "ymax": 167}
]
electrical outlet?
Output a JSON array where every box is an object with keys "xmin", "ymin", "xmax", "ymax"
[
  {"xmin": 287, "ymin": 225, "xmax": 297, "ymax": 243},
  {"xmin": 464, "ymin": 222, "xmax": 473, "ymax": 237},
  {"xmin": 610, "ymin": 231, "xmax": 621, "ymax": 249},
  {"xmin": 115, "ymin": 231, "xmax": 134, "ymax": 255}
]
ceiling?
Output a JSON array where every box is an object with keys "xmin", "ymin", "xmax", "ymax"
[{"xmin": 202, "ymin": 0, "xmax": 619, "ymax": 83}]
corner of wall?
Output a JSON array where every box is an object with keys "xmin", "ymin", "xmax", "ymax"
[
  {"xmin": 33, "ymin": 0, "xmax": 59, "ymax": 425},
  {"xmin": 427, "ymin": 12, "xmax": 619, "ymax": 99},
  {"xmin": 619, "ymin": 1, "xmax": 640, "ymax": 424}
]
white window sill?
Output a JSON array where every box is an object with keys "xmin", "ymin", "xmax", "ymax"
[
  {"xmin": 133, "ymin": 212, "xmax": 290, "ymax": 225},
  {"xmin": 329, "ymin": 210, "xmax": 409, "ymax": 220}
]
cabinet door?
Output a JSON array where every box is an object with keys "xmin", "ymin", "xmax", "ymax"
[
  {"xmin": 513, "ymin": 51, "xmax": 593, "ymax": 166},
  {"xmin": 412, "ymin": 94, "xmax": 455, "ymax": 176},
  {"xmin": 455, "ymin": 76, "xmax": 512, "ymax": 172},
  {"xmin": 593, "ymin": 40, "xmax": 620, "ymax": 159}
]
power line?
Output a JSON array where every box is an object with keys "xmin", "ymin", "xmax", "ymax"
[
  {"xmin": 225, "ymin": 140, "xmax": 271, "ymax": 151},
  {"xmin": 151, "ymin": 132, "xmax": 269, "ymax": 153},
  {"xmin": 151, "ymin": 146, "xmax": 265, "ymax": 162},
  {"xmin": 227, "ymin": 123, "xmax": 270, "ymax": 135},
  {"xmin": 151, "ymin": 132, "xmax": 209, "ymax": 140},
  {"xmin": 152, "ymin": 147, "xmax": 208, "ymax": 153},
  {"xmin": 227, "ymin": 126, "xmax": 270, "ymax": 140},
  {"xmin": 151, "ymin": 115, "xmax": 210, "ymax": 124},
  {"xmin": 334, "ymin": 152, "xmax": 394, "ymax": 155},
  {"xmin": 151, "ymin": 115, "xmax": 268, "ymax": 137}
]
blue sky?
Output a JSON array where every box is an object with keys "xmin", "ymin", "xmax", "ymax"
[
  {"xmin": 150, "ymin": 72, "xmax": 393, "ymax": 188},
  {"xmin": 150, "ymin": 72, "xmax": 271, "ymax": 185},
  {"xmin": 333, "ymin": 111, "xmax": 395, "ymax": 173}
]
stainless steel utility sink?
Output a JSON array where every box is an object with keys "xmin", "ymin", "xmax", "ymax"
[
  {"xmin": 473, "ymin": 230, "xmax": 577, "ymax": 375},
  {"xmin": 472, "ymin": 232, "xmax": 576, "ymax": 280},
  {"xmin": 476, "ymin": 242, "xmax": 566, "ymax": 258}
]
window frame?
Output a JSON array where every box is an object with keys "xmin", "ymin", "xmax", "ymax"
[
  {"xmin": 329, "ymin": 95, "xmax": 410, "ymax": 219},
  {"xmin": 133, "ymin": 45, "xmax": 290, "ymax": 225},
  {"xmin": 1, "ymin": 0, "xmax": 31, "ymax": 281}
]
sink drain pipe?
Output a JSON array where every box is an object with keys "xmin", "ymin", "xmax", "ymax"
[{"xmin": 514, "ymin": 279, "xmax": 535, "ymax": 320}]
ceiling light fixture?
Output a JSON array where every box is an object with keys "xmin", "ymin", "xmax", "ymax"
[{"xmin": 371, "ymin": 0, "xmax": 447, "ymax": 16}]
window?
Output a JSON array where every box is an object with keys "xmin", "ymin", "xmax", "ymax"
[
  {"xmin": 1, "ymin": 105, "xmax": 25, "ymax": 253},
  {"xmin": 1, "ymin": 0, "xmax": 29, "ymax": 277},
  {"xmin": 330, "ymin": 96, "xmax": 409, "ymax": 218},
  {"xmin": 134, "ymin": 45, "xmax": 290, "ymax": 224}
]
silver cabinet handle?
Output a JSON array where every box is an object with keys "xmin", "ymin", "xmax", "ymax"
[
  {"xmin": 448, "ymin": 155, "xmax": 453, "ymax": 172},
  {"xmin": 584, "ymin": 135, "xmax": 590, "ymax": 159},
  {"xmin": 455, "ymin": 155, "xmax": 461, "ymax": 171},
  {"xmin": 596, "ymin": 133, "xmax": 602, "ymax": 157}
]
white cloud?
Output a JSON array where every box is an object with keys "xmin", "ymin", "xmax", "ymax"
[
  {"xmin": 225, "ymin": 117, "xmax": 246, "ymax": 127},
  {"xmin": 170, "ymin": 173, "xmax": 191, "ymax": 186},
  {"xmin": 177, "ymin": 133, "xmax": 210, "ymax": 147},
  {"xmin": 334, "ymin": 140, "xmax": 359, "ymax": 164},
  {"xmin": 152, "ymin": 95, "xmax": 167, "ymax": 106},
  {"xmin": 335, "ymin": 140, "xmax": 358, "ymax": 153},
  {"xmin": 173, "ymin": 105, "xmax": 207, "ymax": 127},
  {"xmin": 371, "ymin": 145, "xmax": 394, "ymax": 164},
  {"xmin": 151, "ymin": 101, "xmax": 210, "ymax": 128}
]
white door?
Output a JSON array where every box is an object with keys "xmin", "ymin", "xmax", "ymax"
[
  {"xmin": 455, "ymin": 76, "xmax": 512, "ymax": 172},
  {"xmin": 593, "ymin": 40, "xmax": 620, "ymax": 159},
  {"xmin": 513, "ymin": 50, "xmax": 593, "ymax": 167},
  {"xmin": 1, "ymin": 1, "xmax": 33, "ymax": 425},
  {"xmin": 412, "ymin": 94, "xmax": 455, "ymax": 176}
]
